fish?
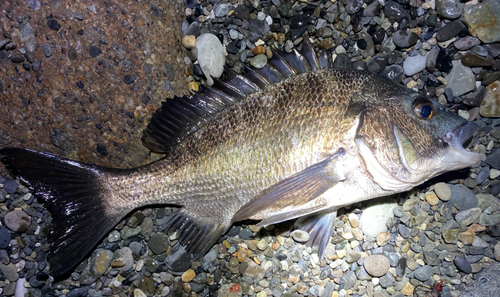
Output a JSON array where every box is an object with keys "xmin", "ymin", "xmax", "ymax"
[{"xmin": 0, "ymin": 41, "xmax": 481, "ymax": 276}]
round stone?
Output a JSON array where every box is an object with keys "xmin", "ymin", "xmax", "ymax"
[
  {"xmin": 376, "ymin": 232, "xmax": 391, "ymax": 246},
  {"xmin": 364, "ymin": 255, "xmax": 391, "ymax": 277},
  {"xmin": 4, "ymin": 210, "xmax": 31, "ymax": 233},
  {"xmin": 182, "ymin": 35, "xmax": 196, "ymax": 49},
  {"xmin": 348, "ymin": 213, "xmax": 359, "ymax": 228},
  {"xmin": 181, "ymin": 269, "xmax": 196, "ymax": 282},
  {"xmin": 291, "ymin": 230, "xmax": 310, "ymax": 243},
  {"xmin": 434, "ymin": 183, "xmax": 451, "ymax": 201},
  {"xmin": 454, "ymin": 256, "xmax": 472, "ymax": 273},
  {"xmin": 148, "ymin": 232, "xmax": 170, "ymax": 254},
  {"xmin": 249, "ymin": 54, "xmax": 268, "ymax": 69},
  {"xmin": 414, "ymin": 265, "xmax": 432, "ymax": 281}
]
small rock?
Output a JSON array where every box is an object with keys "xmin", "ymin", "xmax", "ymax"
[
  {"xmin": 42, "ymin": 43, "xmax": 53, "ymax": 57},
  {"xmin": 437, "ymin": 20, "xmax": 466, "ymax": 41},
  {"xmin": 424, "ymin": 191, "xmax": 440, "ymax": 206},
  {"xmin": 364, "ymin": 254, "xmax": 390, "ymax": 277},
  {"xmin": 480, "ymin": 81, "xmax": 500, "ymax": 118},
  {"xmin": 182, "ymin": 35, "xmax": 196, "ymax": 49},
  {"xmin": 249, "ymin": 54, "xmax": 268, "ymax": 69},
  {"xmin": 400, "ymin": 281, "xmax": 414, "ymax": 295},
  {"xmin": 434, "ymin": 183, "xmax": 451, "ymax": 201},
  {"xmin": 360, "ymin": 197, "xmax": 398, "ymax": 237},
  {"xmin": 376, "ymin": 232, "xmax": 391, "ymax": 246},
  {"xmin": 454, "ymin": 36, "xmax": 481, "ymax": 50},
  {"xmin": 455, "ymin": 208, "xmax": 482, "ymax": 226},
  {"xmin": 291, "ymin": 230, "xmax": 310, "ymax": 243},
  {"xmin": 494, "ymin": 243, "xmax": 500, "ymax": 261},
  {"xmin": 138, "ymin": 276, "xmax": 156, "ymax": 296},
  {"xmin": 4, "ymin": 210, "xmax": 31, "ymax": 233},
  {"xmin": 47, "ymin": 19, "xmax": 61, "ymax": 31},
  {"xmin": 414, "ymin": 265, "xmax": 432, "ymax": 281},
  {"xmin": 0, "ymin": 227, "xmax": 11, "ymax": 248},
  {"xmin": 10, "ymin": 53, "xmax": 25, "ymax": 63},
  {"xmin": 449, "ymin": 184, "xmax": 478, "ymax": 210},
  {"xmin": 181, "ymin": 269, "xmax": 196, "ymax": 282},
  {"xmin": 0, "ymin": 263, "xmax": 19, "ymax": 282},
  {"xmin": 348, "ymin": 213, "xmax": 359, "ymax": 228},
  {"xmin": 79, "ymin": 249, "xmax": 113, "ymax": 285},
  {"xmin": 436, "ymin": 0, "xmax": 462, "ymax": 19},
  {"xmin": 454, "ymin": 255, "xmax": 472, "ymax": 273},
  {"xmin": 403, "ymin": 53, "xmax": 427, "ymax": 76},
  {"xmin": 462, "ymin": 52, "xmax": 495, "ymax": 67},
  {"xmin": 196, "ymin": 33, "xmax": 225, "ymax": 86},
  {"xmin": 445, "ymin": 60, "xmax": 476, "ymax": 97},
  {"xmin": 134, "ymin": 289, "xmax": 147, "ymax": 297},
  {"xmin": 89, "ymin": 46, "xmax": 102, "ymax": 58}
]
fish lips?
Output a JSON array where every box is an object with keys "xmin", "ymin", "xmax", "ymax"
[{"xmin": 443, "ymin": 121, "xmax": 481, "ymax": 166}]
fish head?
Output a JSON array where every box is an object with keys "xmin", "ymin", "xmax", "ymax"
[{"xmin": 352, "ymin": 75, "xmax": 481, "ymax": 192}]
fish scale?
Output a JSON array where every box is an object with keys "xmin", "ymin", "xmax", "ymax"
[{"xmin": 0, "ymin": 41, "xmax": 480, "ymax": 275}]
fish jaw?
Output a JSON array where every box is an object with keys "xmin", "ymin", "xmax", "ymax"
[{"xmin": 441, "ymin": 121, "xmax": 481, "ymax": 170}]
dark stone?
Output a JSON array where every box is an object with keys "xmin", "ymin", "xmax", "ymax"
[
  {"xmin": 357, "ymin": 39, "xmax": 367, "ymax": 50},
  {"xmin": 47, "ymin": 19, "xmax": 61, "ymax": 31},
  {"xmin": 437, "ymin": 20, "xmax": 466, "ymax": 42},
  {"xmin": 396, "ymin": 258, "xmax": 406, "ymax": 277},
  {"xmin": 96, "ymin": 143, "xmax": 108, "ymax": 156},
  {"xmin": 67, "ymin": 286, "xmax": 90, "ymax": 297},
  {"xmin": 247, "ymin": 19, "xmax": 269, "ymax": 36},
  {"xmin": 383, "ymin": 1, "xmax": 411, "ymax": 23},
  {"xmin": 345, "ymin": 0, "xmax": 363, "ymax": 14},
  {"xmin": 68, "ymin": 47, "xmax": 77, "ymax": 60},
  {"xmin": 166, "ymin": 247, "xmax": 192, "ymax": 272},
  {"xmin": 436, "ymin": 50, "xmax": 453, "ymax": 72},
  {"xmin": 392, "ymin": 30, "xmax": 418, "ymax": 48},
  {"xmin": 372, "ymin": 28, "xmax": 386, "ymax": 44},
  {"xmin": 10, "ymin": 53, "xmax": 25, "ymax": 63},
  {"xmin": 490, "ymin": 184, "xmax": 500, "ymax": 196},
  {"xmin": 89, "ymin": 45, "xmax": 102, "ymax": 58},
  {"xmin": 289, "ymin": 14, "xmax": 309, "ymax": 29},
  {"xmin": 32, "ymin": 61, "xmax": 41, "ymax": 72},
  {"xmin": 0, "ymin": 227, "xmax": 11, "ymax": 249},
  {"xmin": 76, "ymin": 81, "xmax": 84, "ymax": 89},
  {"xmin": 450, "ymin": 184, "xmax": 478, "ymax": 210},
  {"xmin": 239, "ymin": 227, "xmax": 254, "ymax": 240},
  {"xmin": 454, "ymin": 256, "xmax": 472, "ymax": 273},
  {"xmin": 22, "ymin": 63, "xmax": 30, "ymax": 71},
  {"xmin": 123, "ymin": 75, "xmax": 135, "ymax": 84},
  {"xmin": 3, "ymin": 179, "xmax": 18, "ymax": 194},
  {"xmin": 380, "ymin": 64, "xmax": 404, "ymax": 83},
  {"xmin": 485, "ymin": 149, "xmax": 500, "ymax": 169},
  {"xmin": 290, "ymin": 26, "xmax": 308, "ymax": 41}
]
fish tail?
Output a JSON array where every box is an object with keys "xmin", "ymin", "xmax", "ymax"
[{"xmin": 0, "ymin": 147, "xmax": 125, "ymax": 276}]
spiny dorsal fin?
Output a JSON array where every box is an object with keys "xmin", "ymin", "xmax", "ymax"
[{"xmin": 141, "ymin": 39, "xmax": 334, "ymax": 154}]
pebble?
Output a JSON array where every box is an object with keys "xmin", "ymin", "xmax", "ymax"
[
  {"xmin": 182, "ymin": 35, "xmax": 196, "ymax": 49},
  {"xmin": 403, "ymin": 53, "xmax": 427, "ymax": 76},
  {"xmin": 291, "ymin": 230, "xmax": 310, "ymax": 243},
  {"xmin": 455, "ymin": 208, "xmax": 482, "ymax": 226},
  {"xmin": 147, "ymin": 232, "xmax": 169, "ymax": 254},
  {"xmin": 445, "ymin": 60, "xmax": 476, "ymax": 97},
  {"xmin": 138, "ymin": 276, "xmax": 155, "ymax": 296},
  {"xmin": 4, "ymin": 209, "xmax": 30, "ymax": 234},
  {"xmin": 449, "ymin": 184, "xmax": 478, "ymax": 210},
  {"xmin": 366, "ymin": 55, "xmax": 387, "ymax": 74},
  {"xmin": 348, "ymin": 213, "xmax": 359, "ymax": 228},
  {"xmin": 249, "ymin": 54, "xmax": 268, "ymax": 69},
  {"xmin": 364, "ymin": 255, "xmax": 390, "ymax": 277},
  {"xmin": 480, "ymin": 81, "xmax": 500, "ymax": 118},
  {"xmin": 196, "ymin": 33, "xmax": 225, "ymax": 86},
  {"xmin": 376, "ymin": 232, "xmax": 391, "ymax": 246},
  {"xmin": 89, "ymin": 46, "xmax": 102, "ymax": 58},
  {"xmin": 0, "ymin": 263, "xmax": 19, "ymax": 282},
  {"xmin": 79, "ymin": 249, "xmax": 113, "ymax": 285},
  {"xmin": 436, "ymin": 0, "xmax": 462, "ymax": 19},
  {"xmin": 392, "ymin": 30, "xmax": 418, "ymax": 48},
  {"xmin": 495, "ymin": 243, "xmax": 500, "ymax": 261},
  {"xmin": 454, "ymin": 256, "xmax": 472, "ymax": 273},
  {"xmin": 360, "ymin": 198, "xmax": 398, "ymax": 237},
  {"xmin": 414, "ymin": 265, "xmax": 433, "ymax": 281},
  {"xmin": 436, "ymin": 20, "xmax": 466, "ymax": 42},
  {"xmin": 181, "ymin": 269, "xmax": 196, "ymax": 282},
  {"xmin": 462, "ymin": 52, "xmax": 495, "ymax": 67},
  {"xmin": 462, "ymin": 0, "xmax": 500, "ymax": 43},
  {"xmin": 0, "ymin": 227, "xmax": 11, "ymax": 249}
]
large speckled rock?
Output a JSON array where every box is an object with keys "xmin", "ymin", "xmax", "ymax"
[
  {"xmin": 462, "ymin": 0, "xmax": 500, "ymax": 43},
  {"xmin": 79, "ymin": 249, "xmax": 114, "ymax": 285},
  {"xmin": 196, "ymin": 33, "xmax": 225, "ymax": 86},
  {"xmin": 480, "ymin": 81, "xmax": 500, "ymax": 118},
  {"xmin": 364, "ymin": 255, "xmax": 391, "ymax": 277}
]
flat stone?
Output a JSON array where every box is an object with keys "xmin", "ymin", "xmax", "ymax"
[
  {"xmin": 454, "ymin": 36, "xmax": 481, "ymax": 50},
  {"xmin": 449, "ymin": 184, "xmax": 478, "ymax": 210},
  {"xmin": 148, "ymin": 232, "xmax": 169, "ymax": 254},
  {"xmin": 400, "ymin": 282, "xmax": 414, "ymax": 295},
  {"xmin": 0, "ymin": 263, "xmax": 19, "ymax": 282},
  {"xmin": 455, "ymin": 208, "xmax": 483, "ymax": 226},
  {"xmin": 462, "ymin": 0, "xmax": 500, "ymax": 43},
  {"xmin": 364, "ymin": 254, "xmax": 390, "ymax": 277},
  {"xmin": 138, "ymin": 276, "xmax": 156, "ymax": 296},
  {"xmin": 445, "ymin": 60, "xmax": 476, "ymax": 97},
  {"xmin": 414, "ymin": 265, "xmax": 432, "ymax": 281},
  {"xmin": 436, "ymin": 0, "xmax": 462, "ymax": 19},
  {"xmin": 360, "ymin": 197, "xmax": 398, "ymax": 237},
  {"xmin": 80, "ymin": 249, "xmax": 113, "ymax": 285},
  {"xmin": 459, "ymin": 228, "xmax": 476, "ymax": 244},
  {"xmin": 376, "ymin": 232, "xmax": 391, "ymax": 246},
  {"xmin": 393, "ymin": 30, "xmax": 419, "ymax": 48},
  {"xmin": 495, "ymin": 243, "xmax": 500, "ymax": 261},
  {"xmin": 4, "ymin": 209, "xmax": 30, "ymax": 233},
  {"xmin": 454, "ymin": 255, "xmax": 472, "ymax": 273},
  {"xmin": 196, "ymin": 33, "xmax": 225, "ymax": 86},
  {"xmin": 434, "ymin": 182, "xmax": 451, "ymax": 201},
  {"xmin": 403, "ymin": 53, "xmax": 427, "ymax": 76},
  {"xmin": 437, "ymin": 20, "xmax": 466, "ymax": 41},
  {"xmin": 462, "ymin": 52, "xmax": 495, "ymax": 67}
]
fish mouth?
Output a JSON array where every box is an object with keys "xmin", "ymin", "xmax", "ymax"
[{"xmin": 442, "ymin": 121, "xmax": 481, "ymax": 167}]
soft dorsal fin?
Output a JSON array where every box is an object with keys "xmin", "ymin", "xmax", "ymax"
[{"xmin": 141, "ymin": 39, "xmax": 334, "ymax": 154}]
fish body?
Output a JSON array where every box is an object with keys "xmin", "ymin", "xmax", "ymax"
[{"xmin": 0, "ymin": 43, "xmax": 480, "ymax": 275}]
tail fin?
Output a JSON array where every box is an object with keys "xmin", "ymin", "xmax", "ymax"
[{"xmin": 0, "ymin": 148, "xmax": 125, "ymax": 276}]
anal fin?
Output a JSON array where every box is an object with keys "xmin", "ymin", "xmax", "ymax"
[
  {"xmin": 165, "ymin": 208, "xmax": 230, "ymax": 273},
  {"xmin": 295, "ymin": 211, "xmax": 338, "ymax": 258}
]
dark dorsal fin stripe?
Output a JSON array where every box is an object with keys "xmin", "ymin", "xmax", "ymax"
[{"xmin": 141, "ymin": 39, "xmax": 333, "ymax": 154}]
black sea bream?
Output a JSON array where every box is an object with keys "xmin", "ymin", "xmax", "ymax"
[{"xmin": 0, "ymin": 41, "xmax": 480, "ymax": 275}]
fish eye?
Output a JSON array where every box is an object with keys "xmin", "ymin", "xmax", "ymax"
[{"xmin": 412, "ymin": 97, "xmax": 434, "ymax": 120}]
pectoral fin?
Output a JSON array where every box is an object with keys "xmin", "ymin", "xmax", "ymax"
[
  {"xmin": 232, "ymin": 149, "xmax": 345, "ymax": 223},
  {"xmin": 295, "ymin": 211, "xmax": 337, "ymax": 258}
]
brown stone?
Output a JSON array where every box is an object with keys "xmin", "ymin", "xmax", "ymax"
[{"xmin": 459, "ymin": 228, "xmax": 475, "ymax": 245}]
